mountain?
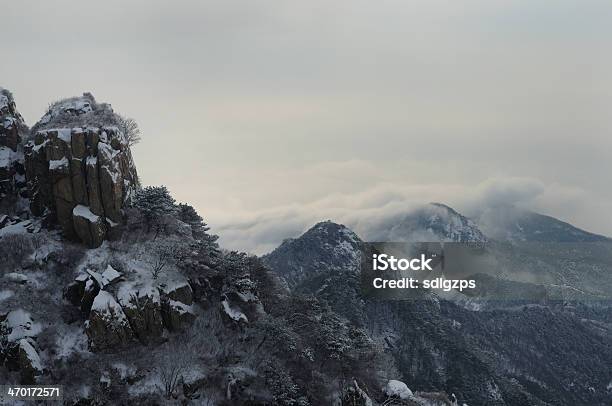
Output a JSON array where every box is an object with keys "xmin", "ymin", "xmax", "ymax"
[
  {"xmin": 1, "ymin": 88, "xmax": 466, "ymax": 405},
  {"xmin": 363, "ymin": 202, "xmax": 487, "ymax": 243},
  {"xmin": 477, "ymin": 206, "xmax": 610, "ymax": 242},
  {"xmin": 262, "ymin": 220, "xmax": 361, "ymax": 287},
  {"xmin": 262, "ymin": 211, "xmax": 612, "ymax": 405}
]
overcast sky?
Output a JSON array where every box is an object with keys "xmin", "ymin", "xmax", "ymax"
[{"xmin": 3, "ymin": 0, "xmax": 612, "ymax": 253}]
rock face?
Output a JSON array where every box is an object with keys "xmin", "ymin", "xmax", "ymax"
[
  {"xmin": 86, "ymin": 290, "xmax": 134, "ymax": 351},
  {"xmin": 0, "ymin": 309, "xmax": 43, "ymax": 384},
  {"xmin": 117, "ymin": 282, "xmax": 164, "ymax": 344},
  {"xmin": 0, "ymin": 88, "xmax": 28, "ymax": 207},
  {"xmin": 24, "ymin": 93, "xmax": 139, "ymax": 246}
]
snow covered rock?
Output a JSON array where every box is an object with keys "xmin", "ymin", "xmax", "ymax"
[
  {"xmin": 384, "ymin": 380, "xmax": 414, "ymax": 400},
  {"xmin": 73, "ymin": 204, "xmax": 106, "ymax": 248},
  {"xmin": 86, "ymin": 290, "xmax": 134, "ymax": 351},
  {"xmin": 161, "ymin": 299, "xmax": 196, "ymax": 331},
  {"xmin": 220, "ymin": 294, "xmax": 248, "ymax": 324},
  {"xmin": 17, "ymin": 339, "xmax": 43, "ymax": 383},
  {"xmin": 24, "ymin": 93, "xmax": 139, "ymax": 247},
  {"xmin": 159, "ymin": 280, "xmax": 194, "ymax": 306},
  {"xmin": 0, "ymin": 309, "xmax": 43, "ymax": 383},
  {"xmin": 159, "ymin": 281, "xmax": 195, "ymax": 331},
  {"xmin": 117, "ymin": 282, "xmax": 164, "ymax": 344},
  {"xmin": 0, "ymin": 88, "xmax": 27, "ymax": 202}
]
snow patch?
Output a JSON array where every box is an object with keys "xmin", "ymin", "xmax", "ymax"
[
  {"xmin": 49, "ymin": 157, "xmax": 69, "ymax": 171},
  {"xmin": 4, "ymin": 309, "xmax": 42, "ymax": 342},
  {"xmin": 0, "ymin": 290, "xmax": 14, "ymax": 302},
  {"xmin": 384, "ymin": 380, "xmax": 413, "ymax": 400},
  {"xmin": 73, "ymin": 205, "xmax": 100, "ymax": 223}
]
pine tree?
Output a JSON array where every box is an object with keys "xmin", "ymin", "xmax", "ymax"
[
  {"xmin": 131, "ymin": 186, "xmax": 178, "ymax": 232},
  {"xmin": 178, "ymin": 202, "xmax": 219, "ymax": 250}
]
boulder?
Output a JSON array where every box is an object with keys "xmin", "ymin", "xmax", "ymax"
[
  {"xmin": 161, "ymin": 299, "xmax": 196, "ymax": 331},
  {"xmin": 159, "ymin": 280, "xmax": 195, "ymax": 331},
  {"xmin": 80, "ymin": 278, "xmax": 100, "ymax": 314},
  {"xmin": 160, "ymin": 280, "xmax": 193, "ymax": 305},
  {"xmin": 86, "ymin": 291, "xmax": 134, "ymax": 351},
  {"xmin": 17, "ymin": 339, "xmax": 43, "ymax": 384},
  {"xmin": 384, "ymin": 380, "xmax": 413, "ymax": 400},
  {"xmin": 116, "ymin": 282, "xmax": 164, "ymax": 344},
  {"xmin": 72, "ymin": 204, "xmax": 106, "ymax": 248}
]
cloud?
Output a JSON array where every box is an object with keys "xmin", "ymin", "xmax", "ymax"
[{"xmin": 213, "ymin": 175, "xmax": 612, "ymax": 254}]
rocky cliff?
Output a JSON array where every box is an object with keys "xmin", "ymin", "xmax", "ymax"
[
  {"xmin": 0, "ymin": 88, "xmax": 28, "ymax": 210},
  {"xmin": 2, "ymin": 91, "xmax": 139, "ymax": 247}
]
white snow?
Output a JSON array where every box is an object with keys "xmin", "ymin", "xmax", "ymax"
[
  {"xmin": 48, "ymin": 157, "xmax": 69, "ymax": 171},
  {"xmin": 384, "ymin": 380, "xmax": 413, "ymax": 400},
  {"xmin": 0, "ymin": 289, "xmax": 14, "ymax": 302},
  {"xmin": 85, "ymin": 269, "xmax": 105, "ymax": 288},
  {"xmin": 91, "ymin": 291, "xmax": 129, "ymax": 323},
  {"xmin": 55, "ymin": 325, "xmax": 90, "ymax": 359},
  {"xmin": 169, "ymin": 299, "xmax": 194, "ymax": 316},
  {"xmin": 19, "ymin": 339, "xmax": 43, "ymax": 372},
  {"xmin": 73, "ymin": 205, "xmax": 100, "ymax": 222},
  {"xmin": 4, "ymin": 309, "xmax": 42, "ymax": 342},
  {"xmin": 57, "ymin": 128, "xmax": 72, "ymax": 143},
  {"xmin": 111, "ymin": 362, "xmax": 136, "ymax": 380},
  {"xmin": 86, "ymin": 156, "xmax": 97, "ymax": 166},
  {"xmin": 117, "ymin": 281, "xmax": 159, "ymax": 308},
  {"xmin": 0, "ymin": 220, "xmax": 30, "ymax": 237},
  {"xmin": 101, "ymin": 265, "xmax": 122, "ymax": 285},
  {"xmin": 221, "ymin": 298, "xmax": 248, "ymax": 322},
  {"xmin": 5, "ymin": 272, "xmax": 28, "ymax": 283}
]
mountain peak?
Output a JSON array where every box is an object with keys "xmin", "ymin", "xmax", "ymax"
[
  {"xmin": 363, "ymin": 202, "xmax": 487, "ymax": 243},
  {"xmin": 476, "ymin": 206, "xmax": 610, "ymax": 242},
  {"xmin": 262, "ymin": 220, "xmax": 362, "ymax": 287}
]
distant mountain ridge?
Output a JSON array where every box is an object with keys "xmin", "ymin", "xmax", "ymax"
[
  {"xmin": 476, "ymin": 206, "xmax": 610, "ymax": 243},
  {"xmin": 363, "ymin": 202, "xmax": 487, "ymax": 243},
  {"xmin": 261, "ymin": 205, "xmax": 612, "ymax": 406}
]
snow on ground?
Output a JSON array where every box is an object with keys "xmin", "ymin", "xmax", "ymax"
[
  {"xmin": 384, "ymin": 380, "xmax": 413, "ymax": 400},
  {"xmin": 55, "ymin": 325, "xmax": 91, "ymax": 360},
  {"xmin": 0, "ymin": 221, "xmax": 30, "ymax": 237},
  {"xmin": 111, "ymin": 362, "xmax": 137, "ymax": 380},
  {"xmin": 5, "ymin": 272, "xmax": 28, "ymax": 283},
  {"xmin": 4, "ymin": 309, "xmax": 42, "ymax": 342},
  {"xmin": 0, "ymin": 290, "xmax": 14, "ymax": 303}
]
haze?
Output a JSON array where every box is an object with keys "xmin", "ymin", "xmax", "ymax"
[{"xmin": 3, "ymin": 0, "xmax": 612, "ymax": 253}]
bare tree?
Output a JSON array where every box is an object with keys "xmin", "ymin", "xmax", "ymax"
[
  {"xmin": 157, "ymin": 344, "xmax": 190, "ymax": 399},
  {"xmin": 118, "ymin": 116, "xmax": 141, "ymax": 147},
  {"xmin": 149, "ymin": 244, "xmax": 173, "ymax": 279}
]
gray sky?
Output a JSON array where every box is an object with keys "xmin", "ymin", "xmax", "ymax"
[{"xmin": 3, "ymin": 0, "xmax": 612, "ymax": 253}]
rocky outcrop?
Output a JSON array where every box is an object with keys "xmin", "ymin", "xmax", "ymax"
[
  {"xmin": 0, "ymin": 88, "xmax": 27, "ymax": 206},
  {"xmin": 86, "ymin": 290, "xmax": 134, "ymax": 351},
  {"xmin": 159, "ymin": 281, "xmax": 196, "ymax": 331},
  {"xmin": 68, "ymin": 271, "xmax": 196, "ymax": 350},
  {"xmin": 24, "ymin": 93, "xmax": 139, "ymax": 247},
  {"xmin": 0, "ymin": 309, "xmax": 43, "ymax": 384},
  {"xmin": 117, "ymin": 282, "xmax": 164, "ymax": 344}
]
